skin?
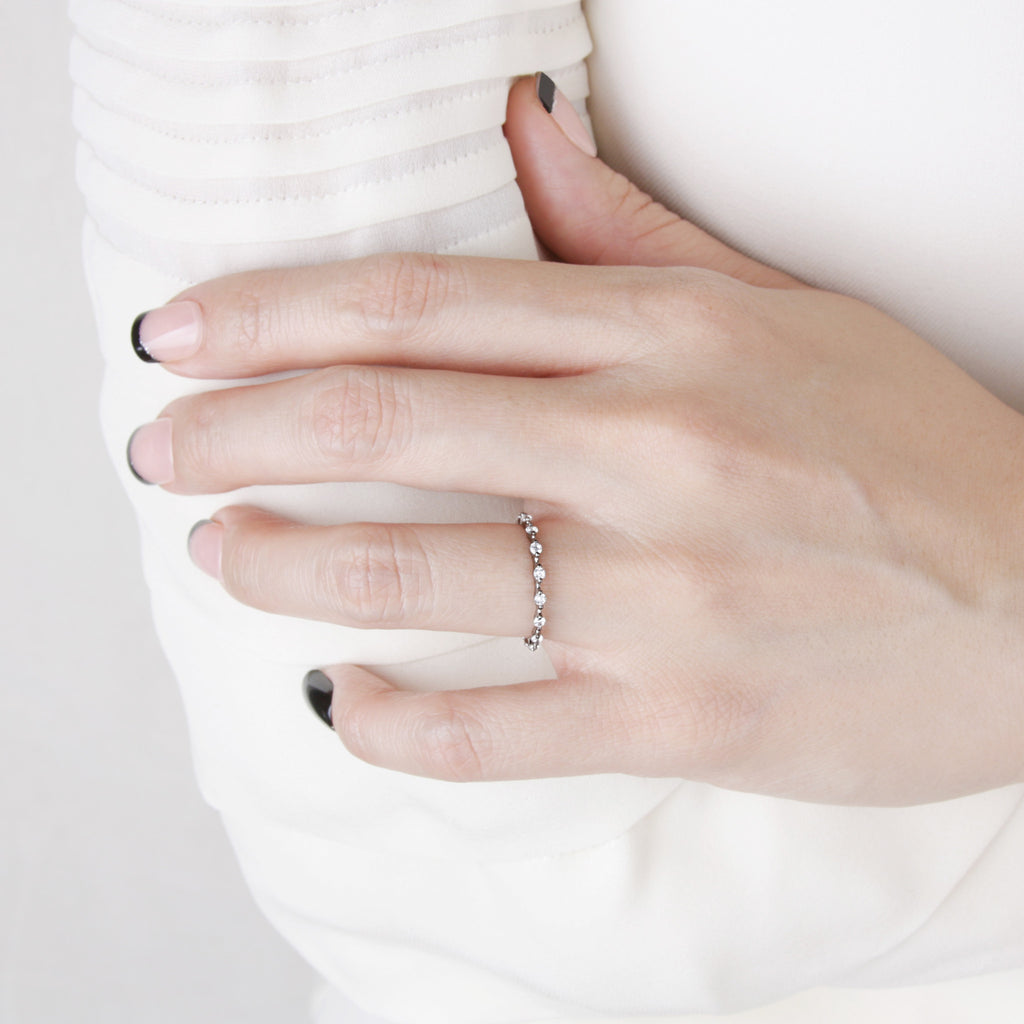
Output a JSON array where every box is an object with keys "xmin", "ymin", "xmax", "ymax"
[{"xmin": 130, "ymin": 77, "xmax": 1024, "ymax": 804}]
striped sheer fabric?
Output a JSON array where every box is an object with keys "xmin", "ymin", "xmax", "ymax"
[{"xmin": 71, "ymin": 0, "xmax": 593, "ymax": 261}]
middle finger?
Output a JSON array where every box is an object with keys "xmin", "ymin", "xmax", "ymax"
[{"xmin": 128, "ymin": 364, "xmax": 594, "ymax": 503}]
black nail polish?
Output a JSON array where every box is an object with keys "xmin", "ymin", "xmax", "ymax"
[
  {"xmin": 131, "ymin": 312, "xmax": 157, "ymax": 363},
  {"xmin": 304, "ymin": 670, "xmax": 334, "ymax": 728},
  {"xmin": 125, "ymin": 426, "xmax": 154, "ymax": 485},
  {"xmin": 537, "ymin": 71, "xmax": 556, "ymax": 114}
]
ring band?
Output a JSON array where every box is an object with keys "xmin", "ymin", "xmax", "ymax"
[{"xmin": 517, "ymin": 513, "xmax": 546, "ymax": 651}]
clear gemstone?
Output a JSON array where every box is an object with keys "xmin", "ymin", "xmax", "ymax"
[
  {"xmin": 517, "ymin": 513, "xmax": 532, "ymax": 526},
  {"xmin": 526, "ymin": 525, "xmax": 538, "ymax": 537},
  {"xmin": 533, "ymin": 565, "xmax": 546, "ymax": 582},
  {"xmin": 534, "ymin": 591, "xmax": 546, "ymax": 607},
  {"xmin": 530, "ymin": 541, "xmax": 542, "ymax": 557},
  {"xmin": 533, "ymin": 614, "xmax": 546, "ymax": 629}
]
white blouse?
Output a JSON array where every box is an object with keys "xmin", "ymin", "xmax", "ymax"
[
  {"xmin": 69, "ymin": 1, "xmax": 1024, "ymax": 1021},
  {"xmin": 586, "ymin": 0, "xmax": 1024, "ymax": 411}
]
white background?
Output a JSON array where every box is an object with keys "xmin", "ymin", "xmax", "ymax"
[{"xmin": 0, "ymin": 6, "xmax": 315, "ymax": 1021}]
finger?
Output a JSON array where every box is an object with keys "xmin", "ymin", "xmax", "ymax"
[
  {"xmin": 189, "ymin": 509, "xmax": 579, "ymax": 641},
  {"xmin": 319, "ymin": 664, "xmax": 641, "ymax": 781},
  {"xmin": 133, "ymin": 252, "xmax": 650, "ymax": 378},
  {"xmin": 504, "ymin": 74, "xmax": 805, "ymax": 289},
  {"xmin": 127, "ymin": 365, "xmax": 596, "ymax": 502}
]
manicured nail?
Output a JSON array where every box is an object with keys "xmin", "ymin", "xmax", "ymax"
[
  {"xmin": 187, "ymin": 519, "xmax": 223, "ymax": 581},
  {"xmin": 126, "ymin": 418, "xmax": 174, "ymax": 485},
  {"xmin": 132, "ymin": 301, "xmax": 202, "ymax": 363},
  {"xmin": 536, "ymin": 72, "xmax": 597, "ymax": 157},
  {"xmin": 303, "ymin": 670, "xmax": 334, "ymax": 728}
]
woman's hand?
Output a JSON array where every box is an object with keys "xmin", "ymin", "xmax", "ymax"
[{"xmin": 127, "ymin": 76, "xmax": 1024, "ymax": 804}]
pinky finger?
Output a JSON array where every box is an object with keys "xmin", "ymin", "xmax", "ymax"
[{"xmin": 306, "ymin": 664, "xmax": 626, "ymax": 782}]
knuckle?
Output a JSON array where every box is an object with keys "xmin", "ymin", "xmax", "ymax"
[
  {"xmin": 644, "ymin": 673, "xmax": 764, "ymax": 773},
  {"xmin": 310, "ymin": 365, "xmax": 409, "ymax": 467},
  {"xmin": 609, "ymin": 380, "xmax": 762, "ymax": 494},
  {"xmin": 166, "ymin": 396, "xmax": 225, "ymax": 486},
  {"xmin": 331, "ymin": 692, "xmax": 379, "ymax": 765},
  {"xmin": 640, "ymin": 268, "xmax": 747, "ymax": 349},
  {"xmin": 597, "ymin": 268, "xmax": 750, "ymax": 367},
  {"xmin": 683, "ymin": 678, "xmax": 764, "ymax": 766},
  {"xmin": 354, "ymin": 252, "xmax": 454, "ymax": 344},
  {"xmin": 224, "ymin": 279, "xmax": 281, "ymax": 363},
  {"xmin": 411, "ymin": 695, "xmax": 491, "ymax": 783},
  {"xmin": 666, "ymin": 267, "xmax": 740, "ymax": 318},
  {"xmin": 325, "ymin": 524, "xmax": 430, "ymax": 628},
  {"xmin": 651, "ymin": 402, "xmax": 736, "ymax": 476},
  {"xmin": 218, "ymin": 519, "xmax": 274, "ymax": 606},
  {"xmin": 674, "ymin": 540, "xmax": 757, "ymax": 646},
  {"xmin": 588, "ymin": 386, "xmax": 701, "ymax": 479}
]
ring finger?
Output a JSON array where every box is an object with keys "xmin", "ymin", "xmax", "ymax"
[{"xmin": 190, "ymin": 507, "xmax": 595, "ymax": 644}]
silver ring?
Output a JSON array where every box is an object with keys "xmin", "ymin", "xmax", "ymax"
[{"xmin": 517, "ymin": 513, "xmax": 546, "ymax": 651}]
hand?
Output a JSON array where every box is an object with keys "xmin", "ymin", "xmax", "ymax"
[{"xmin": 127, "ymin": 76, "xmax": 1024, "ymax": 804}]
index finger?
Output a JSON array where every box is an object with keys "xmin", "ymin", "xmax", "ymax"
[{"xmin": 131, "ymin": 252, "xmax": 651, "ymax": 379}]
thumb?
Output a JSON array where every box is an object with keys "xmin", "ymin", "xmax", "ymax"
[{"xmin": 505, "ymin": 74, "xmax": 803, "ymax": 289}]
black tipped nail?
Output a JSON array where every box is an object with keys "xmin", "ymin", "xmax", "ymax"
[
  {"xmin": 304, "ymin": 670, "xmax": 334, "ymax": 728},
  {"xmin": 131, "ymin": 312, "xmax": 157, "ymax": 363},
  {"xmin": 125, "ymin": 426, "xmax": 154, "ymax": 484},
  {"xmin": 187, "ymin": 518, "xmax": 215, "ymax": 549},
  {"xmin": 537, "ymin": 72, "xmax": 556, "ymax": 114}
]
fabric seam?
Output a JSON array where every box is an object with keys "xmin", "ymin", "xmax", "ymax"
[
  {"xmin": 74, "ymin": 80, "xmax": 507, "ymax": 146},
  {"xmin": 73, "ymin": 12, "xmax": 585, "ymax": 88},
  {"xmin": 79, "ymin": 135, "xmax": 507, "ymax": 206}
]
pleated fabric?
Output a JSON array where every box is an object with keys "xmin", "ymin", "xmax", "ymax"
[{"xmin": 70, "ymin": 3, "xmax": 1024, "ymax": 1023}]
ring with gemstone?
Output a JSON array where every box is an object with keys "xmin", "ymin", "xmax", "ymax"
[{"xmin": 517, "ymin": 513, "xmax": 546, "ymax": 651}]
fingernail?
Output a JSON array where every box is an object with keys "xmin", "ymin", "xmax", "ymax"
[
  {"xmin": 126, "ymin": 418, "xmax": 174, "ymax": 485},
  {"xmin": 187, "ymin": 519, "xmax": 223, "ymax": 581},
  {"xmin": 132, "ymin": 301, "xmax": 203, "ymax": 363},
  {"xmin": 536, "ymin": 72, "xmax": 597, "ymax": 157},
  {"xmin": 303, "ymin": 670, "xmax": 334, "ymax": 728}
]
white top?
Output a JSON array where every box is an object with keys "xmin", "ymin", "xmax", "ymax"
[
  {"xmin": 586, "ymin": 0, "xmax": 1024, "ymax": 411},
  {"xmin": 69, "ymin": 1, "xmax": 1024, "ymax": 1021}
]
